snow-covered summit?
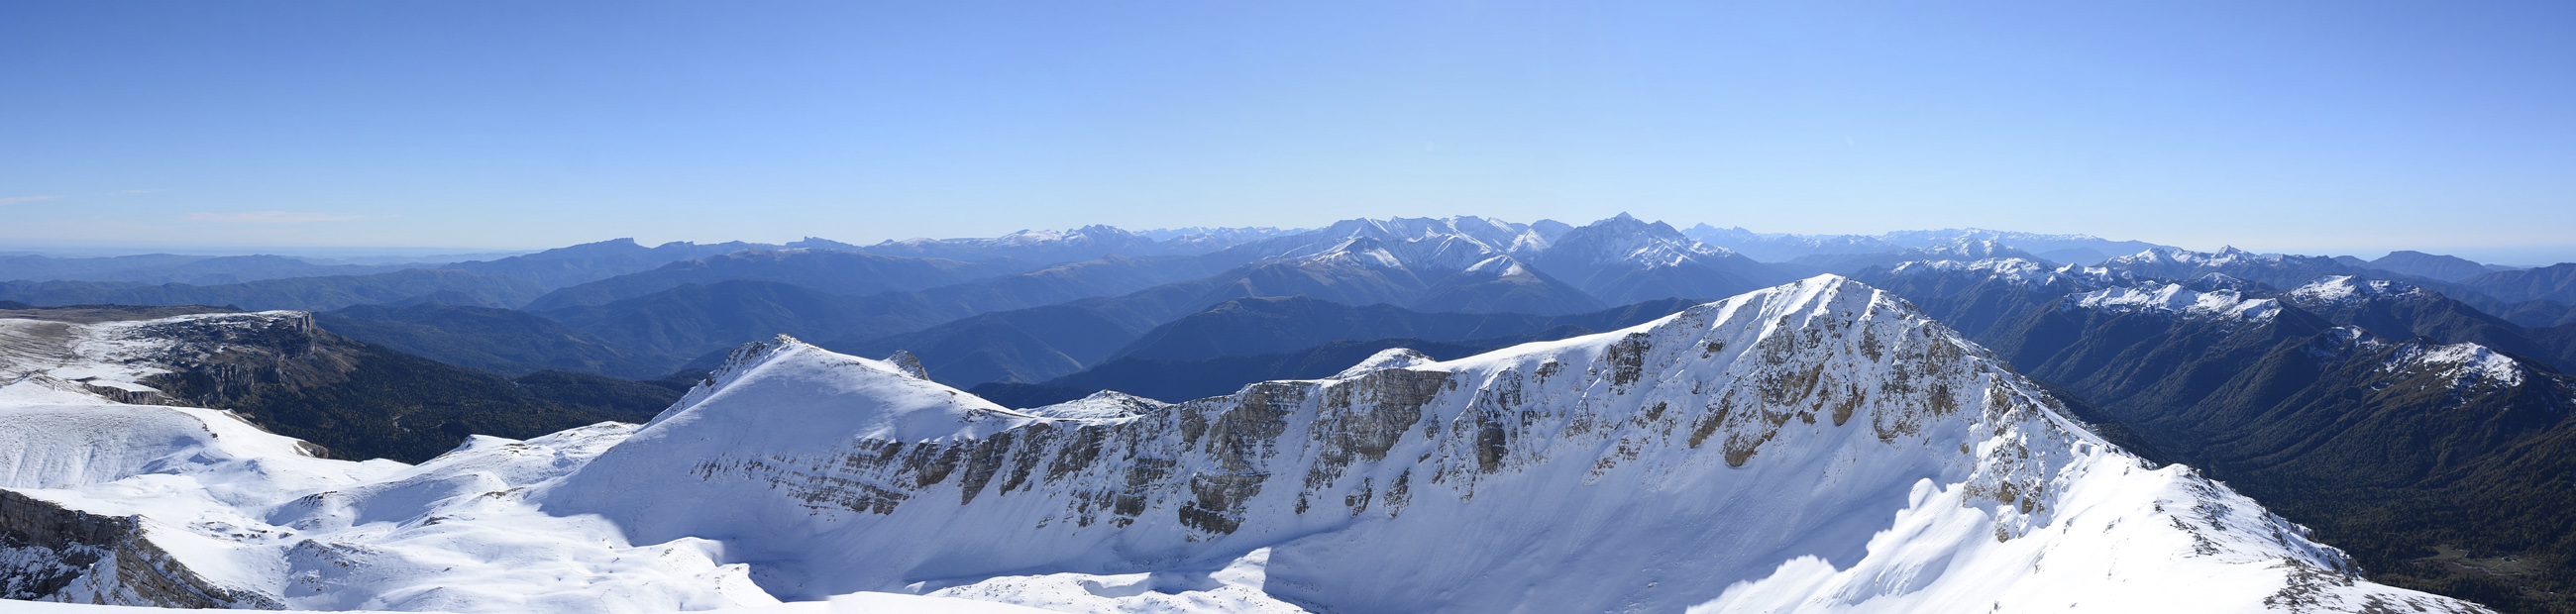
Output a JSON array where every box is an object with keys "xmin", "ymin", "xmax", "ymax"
[
  {"xmin": 1681, "ymin": 225, "xmax": 1900, "ymax": 262},
  {"xmin": 2306, "ymin": 325, "xmax": 2534, "ymax": 394},
  {"xmin": 2093, "ymin": 246, "xmax": 2380, "ymax": 291},
  {"xmin": 645, "ymin": 333, "xmax": 1033, "ymax": 440},
  {"xmin": 2287, "ymin": 275, "xmax": 2429, "ymax": 307},
  {"xmin": 1329, "ymin": 348, "xmax": 1436, "ymax": 379},
  {"xmin": 1878, "ymin": 257, "xmax": 2131, "ymax": 288},
  {"xmin": 2107, "ymin": 246, "xmax": 2278, "ymax": 268},
  {"xmin": 1019, "ymin": 390, "xmax": 1167, "ymax": 421},
  {"xmin": 1917, "ymin": 238, "xmax": 2024, "ymax": 260},
  {"xmin": 2398, "ymin": 341, "xmax": 2527, "ymax": 389},
  {"xmin": 2069, "ymin": 281, "xmax": 2283, "ymax": 322},
  {"xmin": 1229, "ymin": 216, "xmax": 1554, "ymax": 272},
  {"xmin": 1540, "ymin": 212, "xmax": 1743, "ymax": 268}
]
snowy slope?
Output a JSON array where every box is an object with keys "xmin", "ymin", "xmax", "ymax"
[
  {"xmin": 0, "ymin": 404, "xmax": 774, "ymax": 611},
  {"xmin": 540, "ymin": 275, "xmax": 2479, "ymax": 613},
  {"xmin": 0, "ymin": 313, "xmax": 779, "ymax": 611}
]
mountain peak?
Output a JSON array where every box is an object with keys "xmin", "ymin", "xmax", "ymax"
[
  {"xmin": 2287, "ymin": 274, "xmax": 2423, "ymax": 306},
  {"xmin": 651, "ymin": 334, "xmax": 1024, "ymax": 439},
  {"xmin": 1331, "ymin": 348, "xmax": 1437, "ymax": 379},
  {"xmin": 2071, "ymin": 281, "xmax": 2282, "ymax": 322},
  {"xmin": 538, "ymin": 275, "xmax": 2466, "ymax": 611}
]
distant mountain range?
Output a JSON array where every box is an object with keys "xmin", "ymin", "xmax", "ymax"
[
  {"xmin": 1682, "ymin": 225, "xmax": 2172, "ymax": 264},
  {"xmin": 0, "ymin": 268, "xmax": 550, "ymax": 312},
  {"xmin": 10, "ymin": 216, "xmax": 2556, "ymax": 393}
]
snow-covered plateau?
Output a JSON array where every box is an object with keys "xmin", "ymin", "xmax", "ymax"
[{"xmin": 0, "ymin": 277, "xmax": 2487, "ymax": 613}]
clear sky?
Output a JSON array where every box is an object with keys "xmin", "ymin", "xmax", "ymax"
[{"xmin": 4, "ymin": 1, "xmax": 2572, "ymax": 263}]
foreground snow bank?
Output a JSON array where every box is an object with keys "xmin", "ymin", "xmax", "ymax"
[{"xmin": 0, "ymin": 406, "xmax": 774, "ymax": 611}]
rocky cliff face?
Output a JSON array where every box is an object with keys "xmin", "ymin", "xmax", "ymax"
[
  {"xmin": 544, "ymin": 275, "xmax": 2483, "ymax": 613},
  {"xmin": 0, "ymin": 488, "xmax": 280, "ymax": 608},
  {"xmin": 133, "ymin": 312, "xmax": 366, "ymax": 410},
  {"xmin": 0, "ymin": 308, "xmax": 363, "ymax": 410}
]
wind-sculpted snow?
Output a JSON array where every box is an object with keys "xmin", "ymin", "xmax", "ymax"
[{"xmin": 543, "ymin": 275, "xmax": 2480, "ymax": 613}]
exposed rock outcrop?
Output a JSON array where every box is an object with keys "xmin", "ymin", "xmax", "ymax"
[{"xmin": 0, "ymin": 489, "xmax": 279, "ymax": 608}]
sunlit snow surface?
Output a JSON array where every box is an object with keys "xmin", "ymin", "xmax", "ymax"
[
  {"xmin": 0, "ymin": 281, "xmax": 2489, "ymax": 613},
  {"xmin": 2287, "ymin": 275, "xmax": 2422, "ymax": 306},
  {"xmin": 1880, "ymin": 257, "xmax": 2130, "ymax": 287},
  {"xmin": 2069, "ymin": 282, "xmax": 2282, "ymax": 322}
]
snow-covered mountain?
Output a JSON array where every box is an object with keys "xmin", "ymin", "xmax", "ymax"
[
  {"xmin": 1527, "ymin": 214, "xmax": 1791, "ymax": 305},
  {"xmin": 1132, "ymin": 226, "xmax": 1310, "ymax": 245},
  {"xmin": 1680, "ymin": 225, "xmax": 1901, "ymax": 263},
  {"xmin": 2092, "ymin": 247, "xmax": 2376, "ymax": 290},
  {"xmin": 1679, "ymin": 227, "xmax": 2169, "ymax": 266},
  {"xmin": 539, "ymin": 276, "xmax": 2471, "ymax": 612},
  {"xmin": 1877, "ymin": 229, "xmax": 2169, "ymax": 266},
  {"xmin": 0, "ymin": 277, "xmax": 2494, "ymax": 613},
  {"xmin": 1198, "ymin": 214, "xmax": 1791, "ymax": 310},
  {"xmin": 2066, "ymin": 280, "xmax": 2284, "ymax": 323},
  {"xmin": 2278, "ymin": 275, "xmax": 2568, "ymax": 370},
  {"xmin": 862, "ymin": 225, "xmax": 1283, "ymax": 266},
  {"xmin": 0, "ymin": 317, "xmax": 989, "ymax": 612},
  {"xmin": 1202, "ymin": 216, "xmax": 1564, "ymax": 279},
  {"xmin": 1176, "ymin": 216, "xmax": 1602, "ymax": 315},
  {"xmin": 1790, "ymin": 240, "xmax": 2057, "ymax": 275}
]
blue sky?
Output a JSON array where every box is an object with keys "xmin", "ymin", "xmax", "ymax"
[{"xmin": 3, "ymin": 1, "xmax": 2571, "ymax": 263}]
